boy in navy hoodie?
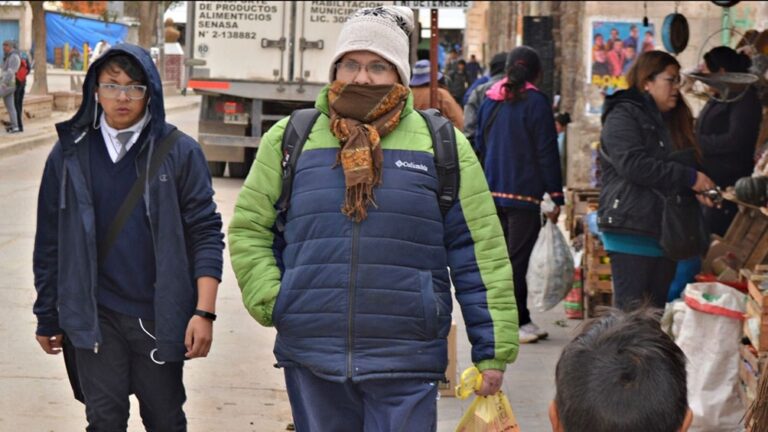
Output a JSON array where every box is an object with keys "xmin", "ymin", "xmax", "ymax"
[{"xmin": 32, "ymin": 44, "xmax": 224, "ymax": 431}]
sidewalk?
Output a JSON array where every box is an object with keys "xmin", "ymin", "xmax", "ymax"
[
  {"xmin": 0, "ymin": 93, "xmax": 200, "ymax": 158},
  {"xmin": 436, "ymin": 305, "xmax": 577, "ymax": 431}
]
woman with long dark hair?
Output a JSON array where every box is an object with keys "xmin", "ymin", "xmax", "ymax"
[
  {"xmin": 698, "ymin": 46, "xmax": 762, "ymax": 237},
  {"xmin": 475, "ymin": 46, "xmax": 564, "ymax": 343},
  {"xmin": 598, "ymin": 50, "xmax": 716, "ymax": 310}
]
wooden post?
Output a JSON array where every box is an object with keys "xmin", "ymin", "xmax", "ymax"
[
  {"xmin": 64, "ymin": 42, "xmax": 70, "ymax": 70},
  {"xmin": 429, "ymin": 9, "xmax": 438, "ymax": 109},
  {"xmin": 83, "ymin": 42, "xmax": 89, "ymax": 71}
]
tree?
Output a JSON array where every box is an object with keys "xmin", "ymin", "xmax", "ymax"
[
  {"xmin": 124, "ymin": 1, "xmax": 180, "ymax": 49},
  {"xmin": 29, "ymin": 1, "xmax": 47, "ymax": 95},
  {"xmin": 137, "ymin": 2, "xmax": 159, "ymax": 49}
]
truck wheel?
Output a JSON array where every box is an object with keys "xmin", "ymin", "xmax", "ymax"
[
  {"xmin": 228, "ymin": 161, "xmax": 251, "ymax": 178},
  {"xmin": 207, "ymin": 161, "xmax": 225, "ymax": 177}
]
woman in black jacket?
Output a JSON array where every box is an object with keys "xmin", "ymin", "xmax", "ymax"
[
  {"xmin": 697, "ymin": 46, "xmax": 762, "ymax": 236},
  {"xmin": 598, "ymin": 51, "xmax": 715, "ymax": 310}
]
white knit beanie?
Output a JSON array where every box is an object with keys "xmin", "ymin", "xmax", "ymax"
[{"xmin": 328, "ymin": 6, "xmax": 414, "ymax": 85}]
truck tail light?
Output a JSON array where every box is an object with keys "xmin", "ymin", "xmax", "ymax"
[
  {"xmin": 223, "ymin": 101, "xmax": 244, "ymax": 115},
  {"xmin": 217, "ymin": 101, "xmax": 248, "ymax": 125}
]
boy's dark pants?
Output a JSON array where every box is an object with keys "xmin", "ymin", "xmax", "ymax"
[
  {"xmin": 13, "ymin": 79, "xmax": 23, "ymax": 131},
  {"xmin": 75, "ymin": 308, "xmax": 187, "ymax": 431},
  {"xmin": 497, "ymin": 207, "xmax": 542, "ymax": 326}
]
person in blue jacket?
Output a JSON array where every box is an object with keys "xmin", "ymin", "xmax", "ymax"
[
  {"xmin": 32, "ymin": 44, "xmax": 224, "ymax": 431},
  {"xmin": 475, "ymin": 46, "xmax": 564, "ymax": 344}
]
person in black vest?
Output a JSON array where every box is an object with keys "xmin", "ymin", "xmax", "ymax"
[
  {"xmin": 697, "ymin": 46, "xmax": 762, "ymax": 237},
  {"xmin": 32, "ymin": 44, "xmax": 224, "ymax": 431}
]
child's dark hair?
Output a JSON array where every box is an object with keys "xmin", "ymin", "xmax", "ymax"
[
  {"xmin": 554, "ymin": 308, "xmax": 688, "ymax": 432},
  {"xmin": 704, "ymin": 46, "xmax": 752, "ymax": 74},
  {"xmin": 96, "ymin": 54, "xmax": 147, "ymax": 85},
  {"xmin": 555, "ymin": 112, "xmax": 571, "ymax": 127},
  {"xmin": 502, "ymin": 46, "xmax": 541, "ymax": 102}
]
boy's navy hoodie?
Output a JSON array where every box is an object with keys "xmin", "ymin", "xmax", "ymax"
[{"xmin": 32, "ymin": 44, "xmax": 224, "ymax": 361}]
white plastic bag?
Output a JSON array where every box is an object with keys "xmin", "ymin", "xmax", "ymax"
[
  {"xmin": 675, "ymin": 282, "xmax": 747, "ymax": 432},
  {"xmin": 526, "ymin": 216, "xmax": 574, "ymax": 312}
]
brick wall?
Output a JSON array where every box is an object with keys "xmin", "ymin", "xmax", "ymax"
[{"xmin": 0, "ymin": 94, "xmax": 53, "ymax": 120}]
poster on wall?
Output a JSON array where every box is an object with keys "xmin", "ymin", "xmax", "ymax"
[{"xmin": 586, "ymin": 20, "xmax": 656, "ymax": 115}]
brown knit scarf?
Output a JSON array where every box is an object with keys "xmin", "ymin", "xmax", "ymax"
[{"xmin": 328, "ymin": 81, "xmax": 409, "ymax": 222}]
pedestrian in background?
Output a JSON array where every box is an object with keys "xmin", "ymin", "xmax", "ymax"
[
  {"xmin": 697, "ymin": 46, "xmax": 761, "ymax": 237},
  {"xmin": 1, "ymin": 40, "xmax": 20, "ymax": 133},
  {"xmin": 14, "ymin": 47, "xmax": 29, "ymax": 132},
  {"xmin": 228, "ymin": 6, "xmax": 518, "ymax": 431},
  {"xmin": 33, "ymin": 44, "xmax": 224, "ymax": 430},
  {"xmin": 448, "ymin": 59, "xmax": 470, "ymax": 104},
  {"xmin": 598, "ymin": 50, "xmax": 714, "ymax": 310},
  {"xmin": 410, "ymin": 59, "xmax": 464, "ymax": 129},
  {"xmin": 463, "ymin": 51, "xmax": 507, "ymax": 147},
  {"xmin": 555, "ymin": 112, "xmax": 571, "ymax": 181},
  {"xmin": 466, "ymin": 54, "xmax": 482, "ymax": 85},
  {"xmin": 92, "ymin": 39, "xmax": 111, "ymax": 62},
  {"xmin": 474, "ymin": 46, "xmax": 564, "ymax": 344}
]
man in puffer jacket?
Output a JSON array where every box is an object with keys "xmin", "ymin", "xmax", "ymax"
[{"xmin": 229, "ymin": 6, "xmax": 518, "ymax": 431}]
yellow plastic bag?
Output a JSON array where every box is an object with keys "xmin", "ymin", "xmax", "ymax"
[{"xmin": 455, "ymin": 367, "xmax": 521, "ymax": 432}]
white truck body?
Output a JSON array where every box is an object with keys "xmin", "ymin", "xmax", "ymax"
[{"xmin": 186, "ymin": 1, "xmax": 393, "ymax": 176}]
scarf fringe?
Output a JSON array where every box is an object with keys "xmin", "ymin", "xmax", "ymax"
[{"xmin": 341, "ymin": 183, "xmax": 379, "ymax": 222}]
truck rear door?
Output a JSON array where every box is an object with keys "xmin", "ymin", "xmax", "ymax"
[
  {"xmin": 191, "ymin": 1, "xmax": 290, "ymax": 82},
  {"xmin": 293, "ymin": 1, "xmax": 394, "ymax": 85}
]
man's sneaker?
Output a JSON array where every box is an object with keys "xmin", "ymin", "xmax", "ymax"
[
  {"xmin": 521, "ymin": 323, "xmax": 549, "ymax": 340},
  {"xmin": 519, "ymin": 327, "xmax": 539, "ymax": 344}
]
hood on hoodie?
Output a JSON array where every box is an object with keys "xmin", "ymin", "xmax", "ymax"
[
  {"xmin": 485, "ymin": 77, "xmax": 539, "ymax": 101},
  {"xmin": 600, "ymin": 86, "xmax": 656, "ymax": 124},
  {"xmin": 63, "ymin": 44, "xmax": 166, "ymax": 144}
]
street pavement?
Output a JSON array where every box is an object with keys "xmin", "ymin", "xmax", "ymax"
[{"xmin": 0, "ymin": 100, "xmax": 577, "ymax": 431}]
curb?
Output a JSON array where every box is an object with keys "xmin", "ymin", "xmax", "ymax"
[{"xmin": 0, "ymin": 100, "xmax": 200, "ymax": 159}]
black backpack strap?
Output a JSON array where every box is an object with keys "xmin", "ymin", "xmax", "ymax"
[
  {"xmin": 98, "ymin": 128, "xmax": 182, "ymax": 263},
  {"xmin": 418, "ymin": 109, "xmax": 460, "ymax": 216},
  {"xmin": 275, "ymin": 108, "xmax": 321, "ymax": 232}
]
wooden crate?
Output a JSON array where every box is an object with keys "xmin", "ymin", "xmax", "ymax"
[
  {"xmin": 585, "ymin": 291, "xmax": 613, "ymax": 318},
  {"xmin": 582, "ymin": 219, "xmax": 613, "ymax": 317},
  {"xmin": 743, "ymin": 268, "xmax": 768, "ymax": 352},
  {"xmin": 583, "ymin": 221, "xmax": 612, "ymax": 296},
  {"xmin": 740, "ymin": 266, "xmax": 768, "ymax": 408},
  {"xmin": 740, "ymin": 342, "xmax": 760, "ymax": 408},
  {"xmin": 566, "ymin": 188, "xmax": 600, "ymax": 239},
  {"xmin": 706, "ymin": 193, "xmax": 768, "ymax": 273}
]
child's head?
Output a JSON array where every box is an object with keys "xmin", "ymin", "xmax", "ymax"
[
  {"xmin": 95, "ymin": 54, "xmax": 149, "ymax": 129},
  {"xmin": 550, "ymin": 308, "xmax": 692, "ymax": 432}
]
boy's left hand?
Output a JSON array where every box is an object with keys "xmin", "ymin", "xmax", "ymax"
[{"xmin": 185, "ymin": 315, "xmax": 213, "ymax": 358}]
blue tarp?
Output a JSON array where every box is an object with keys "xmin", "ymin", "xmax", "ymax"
[{"xmin": 45, "ymin": 11, "xmax": 128, "ymax": 64}]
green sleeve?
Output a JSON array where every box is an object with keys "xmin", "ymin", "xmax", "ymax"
[
  {"xmin": 227, "ymin": 118, "xmax": 288, "ymax": 326},
  {"xmin": 447, "ymin": 130, "xmax": 519, "ymax": 371}
]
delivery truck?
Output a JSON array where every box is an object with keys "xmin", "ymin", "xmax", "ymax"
[{"xmin": 185, "ymin": 1, "xmax": 393, "ymax": 177}]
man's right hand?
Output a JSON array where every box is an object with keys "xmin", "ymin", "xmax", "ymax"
[{"xmin": 36, "ymin": 334, "xmax": 63, "ymax": 355}]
